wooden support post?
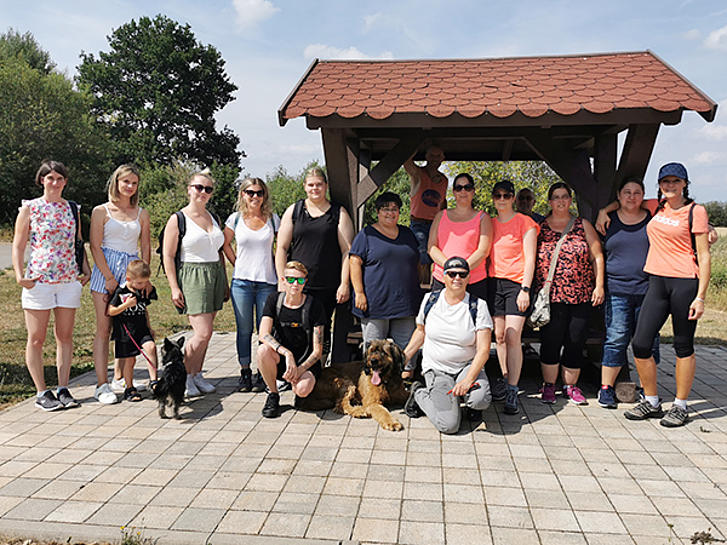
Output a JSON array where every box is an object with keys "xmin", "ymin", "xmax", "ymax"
[
  {"xmin": 593, "ymin": 133, "xmax": 618, "ymax": 213},
  {"xmin": 615, "ymin": 124, "xmax": 660, "ymax": 187}
]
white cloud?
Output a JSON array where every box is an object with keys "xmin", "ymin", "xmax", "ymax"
[
  {"xmin": 693, "ymin": 151, "xmax": 725, "ymax": 164},
  {"xmin": 704, "ymin": 24, "xmax": 727, "ymax": 50},
  {"xmin": 303, "ymin": 44, "xmax": 394, "ymax": 60},
  {"xmin": 683, "ymin": 28, "xmax": 701, "ymax": 40},
  {"xmin": 700, "ymin": 124, "xmax": 727, "ymax": 141},
  {"xmin": 233, "ymin": 0, "xmax": 279, "ymax": 29},
  {"xmin": 363, "ymin": 12, "xmax": 383, "ymax": 33}
]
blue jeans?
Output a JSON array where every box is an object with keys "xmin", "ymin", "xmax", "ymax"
[
  {"xmin": 230, "ymin": 278, "xmax": 276, "ymax": 367},
  {"xmin": 410, "ymin": 219, "xmax": 433, "ymax": 265},
  {"xmin": 602, "ymin": 293, "xmax": 660, "ymax": 367}
]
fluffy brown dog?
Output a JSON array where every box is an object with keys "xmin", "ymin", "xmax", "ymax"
[{"xmin": 296, "ymin": 339, "xmax": 409, "ymax": 431}]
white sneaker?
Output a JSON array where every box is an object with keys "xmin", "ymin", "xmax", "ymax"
[
  {"xmin": 193, "ymin": 373, "xmax": 216, "ymax": 394},
  {"xmin": 185, "ymin": 375, "xmax": 201, "ymax": 397},
  {"xmin": 110, "ymin": 378, "xmax": 126, "ymax": 393},
  {"xmin": 133, "ymin": 380, "xmax": 147, "ymax": 392},
  {"xmin": 94, "ymin": 383, "xmax": 118, "ymax": 405}
]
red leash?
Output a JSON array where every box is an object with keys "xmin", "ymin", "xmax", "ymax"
[{"xmin": 122, "ymin": 323, "xmax": 154, "ymax": 366}]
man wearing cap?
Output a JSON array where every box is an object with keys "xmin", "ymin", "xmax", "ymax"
[
  {"xmin": 405, "ymin": 145, "xmax": 448, "ymax": 284},
  {"xmin": 402, "ymin": 256, "xmax": 493, "ymax": 434}
]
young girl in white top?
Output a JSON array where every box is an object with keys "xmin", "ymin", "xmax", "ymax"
[
  {"xmin": 162, "ymin": 171, "xmax": 228, "ymax": 397},
  {"xmin": 222, "ymin": 178, "xmax": 279, "ymax": 392},
  {"xmin": 89, "ymin": 164, "xmax": 153, "ymax": 404}
]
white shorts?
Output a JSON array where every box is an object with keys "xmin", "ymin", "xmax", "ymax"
[{"xmin": 21, "ymin": 281, "xmax": 83, "ymax": 310}]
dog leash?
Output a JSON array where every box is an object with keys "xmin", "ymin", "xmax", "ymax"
[{"xmin": 122, "ymin": 323, "xmax": 154, "ymax": 366}]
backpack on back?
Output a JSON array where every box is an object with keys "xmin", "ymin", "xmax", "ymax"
[{"xmin": 155, "ymin": 211, "xmax": 186, "ymax": 275}]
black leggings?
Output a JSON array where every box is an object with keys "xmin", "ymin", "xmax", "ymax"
[
  {"xmin": 539, "ymin": 303, "xmax": 591, "ymax": 369},
  {"xmin": 632, "ymin": 275, "xmax": 698, "ymax": 359}
]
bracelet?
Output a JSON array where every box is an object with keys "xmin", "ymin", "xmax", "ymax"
[{"xmin": 695, "ymin": 297, "xmax": 705, "ymax": 303}]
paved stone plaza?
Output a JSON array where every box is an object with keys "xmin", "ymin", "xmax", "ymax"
[{"xmin": 0, "ymin": 333, "xmax": 726, "ymax": 545}]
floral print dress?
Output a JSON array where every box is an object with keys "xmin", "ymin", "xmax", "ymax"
[{"xmin": 22, "ymin": 197, "xmax": 78, "ymax": 283}]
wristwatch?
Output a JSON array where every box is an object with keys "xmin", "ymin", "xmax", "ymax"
[{"xmin": 520, "ymin": 286, "xmax": 531, "ymax": 293}]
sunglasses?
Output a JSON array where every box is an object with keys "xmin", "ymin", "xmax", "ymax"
[
  {"xmin": 453, "ymin": 184, "xmax": 475, "ymax": 192},
  {"xmin": 285, "ymin": 276, "xmax": 306, "ymax": 285},
  {"xmin": 445, "ymin": 270, "xmax": 469, "ymax": 279},
  {"xmin": 493, "ymin": 192, "xmax": 513, "ymax": 200},
  {"xmin": 244, "ymin": 189, "xmax": 264, "ymax": 197},
  {"xmin": 190, "ymin": 184, "xmax": 213, "ymax": 194}
]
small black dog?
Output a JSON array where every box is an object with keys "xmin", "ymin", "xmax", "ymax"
[{"xmin": 153, "ymin": 337, "xmax": 187, "ymax": 419}]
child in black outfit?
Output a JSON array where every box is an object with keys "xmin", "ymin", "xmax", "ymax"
[{"xmin": 108, "ymin": 260, "xmax": 159, "ymax": 401}]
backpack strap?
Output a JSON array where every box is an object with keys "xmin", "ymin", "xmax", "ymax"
[
  {"xmin": 688, "ymin": 202, "xmax": 698, "ymax": 266},
  {"xmin": 468, "ymin": 295, "xmax": 479, "ymax": 327},
  {"xmin": 68, "ymin": 201, "xmax": 81, "ymax": 240},
  {"xmin": 233, "ymin": 211, "xmax": 241, "ymax": 230},
  {"xmin": 271, "ymin": 213, "xmax": 280, "ymax": 233},
  {"xmin": 174, "ymin": 211, "xmax": 186, "ymax": 270},
  {"xmin": 422, "ymin": 290, "xmax": 441, "ymax": 324}
]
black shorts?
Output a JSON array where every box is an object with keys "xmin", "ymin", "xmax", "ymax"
[
  {"xmin": 114, "ymin": 333, "xmax": 154, "ymax": 359},
  {"xmin": 487, "ymin": 277, "xmax": 529, "ymax": 317}
]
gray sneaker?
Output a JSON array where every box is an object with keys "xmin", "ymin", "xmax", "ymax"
[
  {"xmin": 35, "ymin": 391, "xmax": 63, "ymax": 412},
  {"xmin": 503, "ymin": 384, "xmax": 520, "ymax": 415},
  {"xmin": 660, "ymin": 405, "xmax": 689, "ymax": 428},
  {"xmin": 404, "ymin": 381, "xmax": 425, "ymax": 418},
  {"xmin": 57, "ymin": 388, "xmax": 79, "ymax": 408},
  {"xmin": 624, "ymin": 400, "xmax": 663, "ymax": 421},
  {"xmin": 491, "ymin": 377, "xmax": 507, "ymax": 402}
]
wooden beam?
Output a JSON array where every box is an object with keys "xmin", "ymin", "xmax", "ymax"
[
  {"xmin": 593, "ymin": 133, "xmax": 618, "ymax": 211},
  {"xmin": 502, "ymin": 139, "xmax": 514, "ymax": 161},
  {"xmin": 321, "ymin": 128, "xmax": 356, "ymax": 221},
  {"xmin": 615, "ymin": 124, "xmax": 660, "ymax": 187}
]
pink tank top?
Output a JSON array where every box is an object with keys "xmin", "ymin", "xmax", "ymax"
[
  {"xmin": 410, "ymin": 167, "xmax": 446, "ymax": 220},
  {"xmin": 432, "ymin": 210, "xmax": 487, "ymax": 283}
]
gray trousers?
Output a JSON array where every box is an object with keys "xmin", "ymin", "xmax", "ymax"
[
  {"xmin": 360, "ymin": 316, "xmax": 416, "ymax": 351},
  {"xmin": 414, "ymin": 364, "xmax": 491, "ymax": 434}
]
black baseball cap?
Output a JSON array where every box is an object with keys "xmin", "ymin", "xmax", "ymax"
[{"xmin": 443, "ymin": 256, "xmax": 469, "ymax": 273}]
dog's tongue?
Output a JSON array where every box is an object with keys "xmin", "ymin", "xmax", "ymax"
[{"xmin": 371, "ymin": 370, "xmax": 382, "ymax": 386}]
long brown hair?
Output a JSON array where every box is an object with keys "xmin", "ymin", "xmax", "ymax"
[{"xmin": 235, "ymin": 177, "xmax": 272, "ymax": 220}]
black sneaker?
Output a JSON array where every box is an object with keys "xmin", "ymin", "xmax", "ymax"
[
  {"xmin": 276, "ymin": 379, "xmax": 292, "ymax": 392},
  {"xmin": 598, "ymin": 386, "xmax": 618, "ymax": 409},
  {"xmin": 503, "ymin": 384, "xmax": 520, "ymax": 415},
  {"xmin": 262, "ymin": 392, "xmax": 281, "ymax": 418},
  {"xmin": 404, "ymin": 381, "xmax": 424, "ymax": 418},
  {"xmin": 466, "ymin": 408, "xmax": 482, "ymax": 422},
  {"xmin": 57, "ymin": 388, "xmax": 79, "ymax": 408},
  {"xmin": 660, "ymin": 405, "xmax": 689, "ymax": 428},
  {"xmin": 624, "ymin": 400, "xmax": 664, "ymax": 421},
  {"xmin": 491, "ymin": 377, "xmax": 507, "ymax": 402},
  {"xmin": 238, "ymin": 368, "xmax": 252, "ymax": 392},
  {"xmin": 35, "ymin": 391, "xmax": 63, "ymax": 412},
  {"xmin": 251, "ymin": 371, "xmax": 266, "ymax": 393}
]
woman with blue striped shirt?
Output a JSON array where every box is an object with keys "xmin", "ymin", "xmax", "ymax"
[{"xmin": 89, "ymin": 165, "xmax": 153, "ymax": 404}]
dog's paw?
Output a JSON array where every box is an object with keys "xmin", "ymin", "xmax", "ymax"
[
  {"xmin": 383, "ymin": 420, "xmax": 403, "ymax": 431},
  {"xmin": 348, "ymin": 407, "xmax": 368, "ymax": 418}
]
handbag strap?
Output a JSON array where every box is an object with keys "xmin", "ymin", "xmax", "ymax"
[{"xmin": 543, "ymin": 216, "xmax": 576, "ymax": 288}]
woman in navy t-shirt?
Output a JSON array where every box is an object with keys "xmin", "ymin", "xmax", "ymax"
[
  {"xmin": 349, "ymin": 191, "xmax": 422, "ymax": 350},
  {"xmin": 598, "ymin": 178, "xmax": 659, "ymax": 409}
]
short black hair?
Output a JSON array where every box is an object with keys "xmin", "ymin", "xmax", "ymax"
[
  {"xmin": 547, "ymin": 181, "xmax": 572, "ymax": 200},
  {"xmin": 375, "ymin": 191, "xmax": 402, "ymax": 210}
]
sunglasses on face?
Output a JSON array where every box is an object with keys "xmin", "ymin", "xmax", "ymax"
[
  {"xmin": 445, "ymin": 270, "xmax": 469, "ymax": 279},
  {"xmin": 244, "ymin": 189, "xmax": 264, "ymax": 197},
  {"xmin": 453, "ymin": 184, "xmax": 475, "ymax": 192},
  {"xmin": 493, "ymin": 192, "xmax": 513, "ymax": 200},
  {"xmin": 285, "ymin": 276, "xmax": 306, "ymax": 285},
  {"xmin": 190, "ymin": 184, "xmax": 213, "ymax": 194}
]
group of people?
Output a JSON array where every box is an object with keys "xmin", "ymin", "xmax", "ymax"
[{"xmin": 12, "ymin": 153, "xmax": 712, "ymax": 432}]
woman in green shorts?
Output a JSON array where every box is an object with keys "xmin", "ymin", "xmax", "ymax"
[{"xmin": 162, "ymin": 171, "xmax": 228, "ymax": 397}]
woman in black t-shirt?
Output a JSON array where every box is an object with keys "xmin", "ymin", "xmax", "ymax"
[{"xmin": 257, "ymin": 261, "xmax": 326, "ymax": 418}]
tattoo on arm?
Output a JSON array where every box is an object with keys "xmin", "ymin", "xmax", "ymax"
[
  {"xmin": 315, "ymin": 327, "xmax": 323, "ymax": 346},
  {"xmin": 262, "ymin": 334, "xmax": 282, "ymax": 352}
]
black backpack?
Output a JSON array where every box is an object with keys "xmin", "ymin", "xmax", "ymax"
[{"xmin": 156, "ymin": 211, "xmax": 186, "ymax": 275}]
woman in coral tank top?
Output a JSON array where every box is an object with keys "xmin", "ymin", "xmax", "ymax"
[{"xmin": 427, "ymin": 173, "xmax": 492, "ymax": 300}]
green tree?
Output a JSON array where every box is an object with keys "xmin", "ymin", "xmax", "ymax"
[
  {"xmin": 0, "ymin": 28, "xmax": 55, "ymax": 74},
  {"xmin": 77, "ymin": 14, "xmax": 242, "ymax": 167},
  {"xmin": 362, "ymin": 167, "xmax": 412, "ymax": 226},
  {"xmin": 0, "ymin": 57, "xmax": 112, "ymax": 226},
  {"xmin": 265, "ymin": 162, "xmax": 318, "ymax": 217}
]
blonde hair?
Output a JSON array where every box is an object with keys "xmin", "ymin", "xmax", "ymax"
[
  {"xmin": 126, "ymin": 259, "xmax": 151, "ymax": 279},
  {"xmin": 304, "ymin": 166, "xmax": 327, "ymax": 185},
  {"xmin": 190, "ymin": 169, "xmax": 216, "ymax": 186},
  {"xmin": 107, "ymin": 164, "xmax": 140, "ymax": 206},
  {"xmin": 235, "ymin": 177, "xmax": 272, "ymax": 220},
  {"xmin": 284, "ymin": 260, "xmax": 308, "ymax": 276}
]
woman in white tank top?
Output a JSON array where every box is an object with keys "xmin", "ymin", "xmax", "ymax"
[
  {"xmin": 89, "ymin": 165, "xmax": 153, "ymax": 404},
  {"xmin": 162, "ymin": 171, "xmax": 228, "ymax": 398}
]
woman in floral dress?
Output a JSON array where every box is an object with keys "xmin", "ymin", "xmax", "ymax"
[{"xmin": 12, "ymin": 160, "xmax": 91, "ymax": 411}]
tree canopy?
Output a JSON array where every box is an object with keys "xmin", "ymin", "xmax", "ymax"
[
  {"xmin": 0, "ymin": 28, "xmax": 55, "ymax": 75},
  {"xmin": 77, "ymin": 14, "xmax": 242, "ymax": 168}
]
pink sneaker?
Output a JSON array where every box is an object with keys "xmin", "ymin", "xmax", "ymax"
[
  {"xmin": 541, "ymin": 383, "xmax": 556, "ymax": 404},
  {"xmin": 564, "ymin": 385, "xmax": 587, "ymax": 405}
]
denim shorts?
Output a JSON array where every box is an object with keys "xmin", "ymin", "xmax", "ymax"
[
  {"xmin": 602, "ymin": 293, "xmax": 660, "ymax": 367},
  {"xmin": 409, "ymin": 219, "xmax": 433, "ymax": 265}
]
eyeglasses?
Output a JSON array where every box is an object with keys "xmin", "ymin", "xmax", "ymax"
[
  {"xmin": 493, "ymin": 192, "xmax": 513, "ymax": 200},
  {"xmin": 453, "ymin": 184, "xmax": 475, "ymax": 192},
  {"xmin": 285, "ymin": 276, "xmax": 306, "ymax": 285},
  {"xmin": 445, "ymin": 270, "xmax": 469, "ymax": 279},
  {"xmin": 244, "ymin": 189, "xmax": 264, "ymax": 197},
  {"xmin": 550, "ymin": 194, "xmax": 571, "ymax": 201},
  {"xmin": 190, "ymin": 184, "xmax": 213, "ymax": 194},
  {"xmin": 378, "ymin": 206, "xmax": 400, "ymax": 213}
]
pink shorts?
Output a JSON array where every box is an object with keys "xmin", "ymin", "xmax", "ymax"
[{"xmin": 21, "ymin": 281, "xmax": 82, "ymax": 310}]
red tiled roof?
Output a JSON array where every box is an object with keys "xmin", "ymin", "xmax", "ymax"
[{"xmin": 279, "ymin": 51, "xmax": 717, "ymax": 125}]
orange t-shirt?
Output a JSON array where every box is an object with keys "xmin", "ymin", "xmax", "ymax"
[
  {"xmin": 643, "ymin": 202, "xmax": 708, "ymax": 278},
  {"xmin": 410, "ymin": 167, "xmax": 447, "ymax": 220},
  {"xmin": 487, "ymin": 213, "xmax": 539, "ymax": 284}
]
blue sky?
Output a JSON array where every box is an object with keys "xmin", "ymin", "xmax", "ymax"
[{"xmin": 2, "ymin": 0, "xmax": 727, "ymax": 200}]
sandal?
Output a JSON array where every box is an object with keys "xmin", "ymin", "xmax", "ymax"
[{"xmin": 123, "ymin": 387, "xmax": 142, "ymax": 402}]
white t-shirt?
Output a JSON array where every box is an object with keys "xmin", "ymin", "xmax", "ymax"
[
  {"xmin": 180, "ymin": 212, "xmax": 224, "ymax": 263},
  {"xmin": 225, "ymin": 212, "xmax": 279, "ymax": 284},
  {"xmin": 416, "ymin": 291, "xmax": 493, "ymax": 375}
]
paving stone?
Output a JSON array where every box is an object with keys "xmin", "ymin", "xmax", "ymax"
[
  {"xmin": 484, "ymin": 486, "xmax": 527, "ymax": 507},
  {"xmin": 85, "ymin": 502, "xmax": 143, "ymax": 526},
  {"xmin": 232, "ymin": 490, "xmax": 278, "ymax": 511},
  {"xmin": 260, "ymin": 512, "xmax": 310, "ymax": 537},
  {"xmin": 314, "ymin": 494, "xmax": 360, "ymax": 517},
  {"xmin": 575, "ymin": 510, "xmax": 628, "ymax": 534},
  {"xmin": 0, "ymin": 477, "xmax": 48, "ymax": 497},
  {"xmin": 487, "ymin": 505, "xmax": 534, "ymax": 529},
  {"xmin": 490, "ymin": 527, "xmax": 539, "ymax": 545},
  {"xmin": 4, "ymin": 498, "xmax": 62, "ymax": 520},
  {"xmin": 45, "ymin": 500, "xmax": 102, "ymax": 522},
  {"xmin": 109, "ymin": 484, "xmax": 161, "ymax": 504},
  {"xmin": 352, "ymin": 517, "xmax": 399, "ymax": 543},
  {"xmin": 272, "ymin": 491, "xmax": 318, "ymax": 514},
  {"xmin": 130, "ymin": 505, "xmax": 184, "ymax": 529},
  {"xmin": 148, "ymin": 485, "xmax": 200, "ymax": 507},
  {"xmin": 358, "ymin": 497, "xmax": 401, "ymax": 520},
  {"xmin": 445, "ymin": 523, "xmax": 492, "ymax": 545},
  {"xmin": 400, "ymin": 499, "xmax": 443, "ymax": 523},
  {"xmin": 530, "ymin": 507, "xmax": 580, "ymax": 532},
  {"xmin": 171, "ymin": 507, "xmax": 225, "ymax": 532},
  {"xmin": 190, "ymin": 487, "xmax": 238, "ymax": 509},
  {"xmin": 443, "ymin": 501, "xmax": 486, "ymax": 524},
  {"xmin": 443, "ymin": 483, "xmax": 484, "ymax": 504},
  {"xmin": 215, "ymin": 509, "xmax": 267, "ymax": 534},
  {"xmin": 70, "ymin": 481, "xmax": 123, "ymax": 502},
  {"xmin": 306, "ymin": 514, "xmax": 355, "ymax": 540},
  {"xmin": 398, "ymin": 520, "xmax": 445, "ymax": 544}
]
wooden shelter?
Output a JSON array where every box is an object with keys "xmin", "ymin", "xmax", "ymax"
[{"xmin": 279, "ymin": 51, "xmax": 717, "ymax": 226}]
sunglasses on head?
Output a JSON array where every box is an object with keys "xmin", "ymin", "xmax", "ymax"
[
  {"xmin": 445, "ymin": 270, "xmax": 469, "ymax": 279},
  {"xmin": 190, "ymin": 184, "xmax": 213, "ymax": 194},
  {"xmin": 285, "ymin": 276, "xmax": 306, "ymax": 285},
  {"xmin": 453, "ymin": 184, "xmax": 475, "ymax": 192},
  {"xmin": 244, "ymin": 189, "xmax": 264, "ymax": 197},
  {"xmin": 493, "ymin": 192, "xmax": 513, "ymax": 200}
]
